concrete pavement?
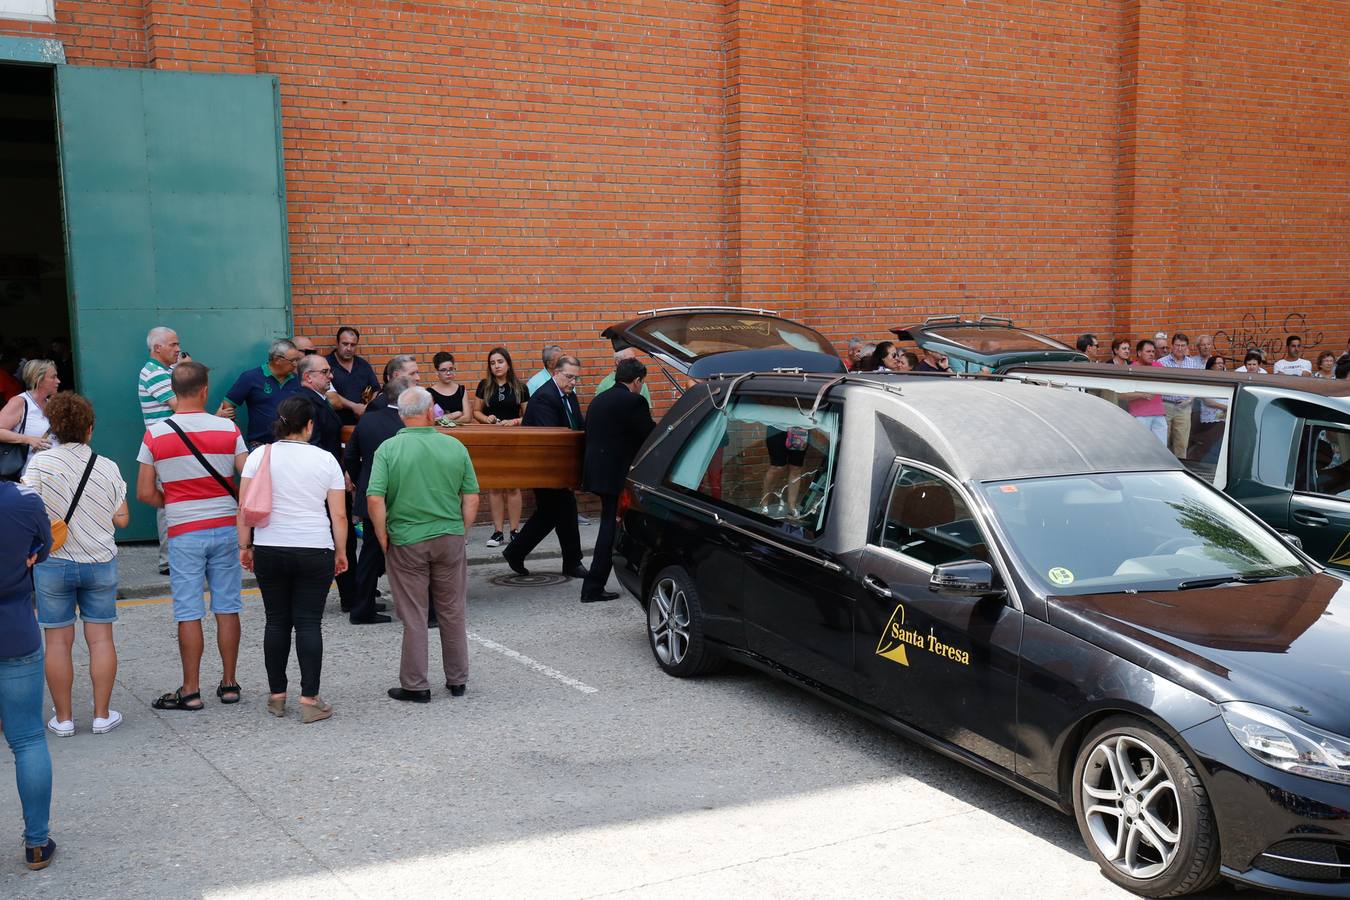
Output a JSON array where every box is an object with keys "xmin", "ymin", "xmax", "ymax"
[{"xmin": 3, "ymin": 555, "xmax": 1244, "ymax": 899}]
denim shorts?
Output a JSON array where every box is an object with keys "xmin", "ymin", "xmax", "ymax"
[
  {"xmin": 34, "ymin": 557, "xmax": 119, "ymax": 628},
  {"xmin": 167, "ymin": 526, "xmax": 243, "ymax": 622}
]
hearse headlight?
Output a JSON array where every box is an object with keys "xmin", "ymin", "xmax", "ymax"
[{"xmin": 1221, "ymin": 702, "xmax": 1350, "ymax": 786}]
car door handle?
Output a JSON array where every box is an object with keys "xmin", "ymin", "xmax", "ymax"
[
  {"xmin": 863, "ymin": 575, "xmax": 893, "ymax": 599},
  {"xmin": 1292, "ymin": 510, "xmax": 1330, "ymax": 526}
]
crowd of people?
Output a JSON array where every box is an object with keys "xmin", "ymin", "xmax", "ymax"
[
  {"xmin": 0, "ymin": 325, "xmax": 656, "ymax": 870},
  {"xmin": 1, "ymin": 317, "xmax": 1347, "ymax": 870}
]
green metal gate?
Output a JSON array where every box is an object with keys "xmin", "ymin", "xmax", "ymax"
[{"xmin": 55, "ymin": 65, "xmax": 292, "ymax": 540}]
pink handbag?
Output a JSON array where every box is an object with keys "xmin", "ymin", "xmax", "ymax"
[{"xmin": 240, "ymin": 444, "xmax": 273, "ymax": 527}]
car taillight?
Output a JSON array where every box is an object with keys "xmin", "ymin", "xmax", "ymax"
[{"xmin": 617, "ymin": 486, "xmax": 634, "ymax": 520}]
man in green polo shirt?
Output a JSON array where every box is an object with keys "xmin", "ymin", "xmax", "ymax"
[{"xmin": 367, "ymin": 386, "xmax": 480, "ymax": 703}]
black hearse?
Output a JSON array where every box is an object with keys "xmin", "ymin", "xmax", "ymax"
[{"xmin": 613, "ymin": 372, "xmax": 1350, "ymax": 898}]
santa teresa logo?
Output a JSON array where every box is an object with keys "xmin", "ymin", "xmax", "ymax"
[{"xmin": 875, "ymin": 603, "xmax": 913, "ymax": 666}]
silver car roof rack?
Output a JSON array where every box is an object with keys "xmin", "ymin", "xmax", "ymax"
[{"xmin": 638, "ymin": 305, "xmax": 778, "ymax": 317}]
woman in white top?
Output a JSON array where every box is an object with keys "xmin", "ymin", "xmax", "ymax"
[
  {"xmin": 0, "ymin": 360, "xmax": 60, "ymax": 479},
  {"xmin": 238, "ymin": 396, "xmax": 348, "ymax": 724},
  {"xmin": 1313, "ymin": 351, "xmax": 1337, "ymax": 378},
  {"xmin": 23, "ymin": 393, "xmax": 129, "ymax": 737}
]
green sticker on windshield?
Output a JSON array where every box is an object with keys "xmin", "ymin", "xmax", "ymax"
[{"xmin": 1048, "ymin": 567, "xmax": 1075, "ymax": 586}]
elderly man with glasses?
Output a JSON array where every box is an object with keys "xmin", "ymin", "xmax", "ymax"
[
  {"xmin": 296, "ymin": 354, "xmax": 358, "ymax": 613},
  {"xmin": 217, "ymin": 339, "xmax": 304, "ymax": 450}
]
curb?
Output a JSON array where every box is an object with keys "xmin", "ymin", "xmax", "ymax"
[{"xmin": 115, "ymin": 549, "xmax": 565, "ymax": 600}]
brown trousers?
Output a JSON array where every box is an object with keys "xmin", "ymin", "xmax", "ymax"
[{"xmin": 386, "ymin": 534, "xmax": 469, "ymax": 691}]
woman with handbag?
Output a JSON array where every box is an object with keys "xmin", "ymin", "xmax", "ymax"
[
  {"xmin": 237, "ymin": 395, "xmax": 347, "ymax": 724},
  {"xmin": 23, "ymin": 393, "xmax": 129, "ymax": 736},
  {"xmin": 0, "ymin": 360, "xmax": 60, "ymax": 481}
]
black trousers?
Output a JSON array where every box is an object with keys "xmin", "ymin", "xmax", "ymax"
[
  {"xmin": 349, "ymin": 517, "xmax": 385, "ymax": 621},
  {"xmin": 581, "ymin": 493, "xmax": 619, "ymax": 598},
  {"xmin": 254, "ymin": 546, "xmax": 333, "ymax": 697},
  {"xmin": 510, "ymin": 488, "xmax": 582, "ymax": 568},
  {"xmin": 335, "ymin": 492, "xmax": 357, "ymax": 608},
  {"xmin": 351, "ymin": 516, "xmax": 436, "ymax": 624}
]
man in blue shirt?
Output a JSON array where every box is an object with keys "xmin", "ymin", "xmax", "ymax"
[
  {"xmin": 526, "ymin": 343, "xmax": 564, "ymax": 396},
  {"xmin": 1157, "ymin": 332, "xmax": 1205, "ymax": 458},
  {"xmin": 0, "ymin": 479, "xmax": 56, "ymax": 869},
  {"xmin": 216, "ymin": 339, "xmax": 304, "ymax": 448},
  {"xmin": 326, "ymin": 326, "xmax": 380, "ymax": 426}
]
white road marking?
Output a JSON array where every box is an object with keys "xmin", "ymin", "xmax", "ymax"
[{"xmin": 467, "ymin": 630, "xmax": 599, "ymax": 695}]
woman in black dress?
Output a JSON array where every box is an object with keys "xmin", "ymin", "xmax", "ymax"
[
  {"xmin": 428, "ymin": 352, "xmax": 467, "ymax": 422},
  {"xmin": 472, "ymin": 347, "xmax": 530, "ymax": 547}
]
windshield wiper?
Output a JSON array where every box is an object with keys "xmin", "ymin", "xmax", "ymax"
[{"xmin": 1176, "ymin": 573, "xmax": 1297, "ymax": 591}]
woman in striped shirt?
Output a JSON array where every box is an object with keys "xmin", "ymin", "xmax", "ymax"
[{"xmin": 23, "ymin": 393, "xmax": 129, "ymax": 737}]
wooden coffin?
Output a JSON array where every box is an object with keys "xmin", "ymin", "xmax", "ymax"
[{"xmin": 341, "ymin": 425, "xmax": 583, "ymax": 490}]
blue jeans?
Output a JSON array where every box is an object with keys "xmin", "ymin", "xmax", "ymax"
[
  {"xmin": 0, "ymin": 649, "xmax": 52, "ymax": 847},
  {"xmin": 168, "ymin": 526, "xmax": 243, "ymax": 622},
  {"xmin": 34, "ymin": 556, "xmax": 119, "ymax": 627}
]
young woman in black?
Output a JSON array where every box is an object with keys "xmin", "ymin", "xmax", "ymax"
[
  {"xmin": 472, "ymin": 347, "xmax": 530, "ymax": 546},
  {"xmin": 428, "ymin": 351, "xmax": 467, "ymax": 422}
]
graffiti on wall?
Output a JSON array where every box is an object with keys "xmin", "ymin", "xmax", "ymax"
[{"xmin": 1214, "ymin": 308, "xmax": 1324, "ymax": 362}]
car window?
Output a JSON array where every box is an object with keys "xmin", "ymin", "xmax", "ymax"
[
  {"xmin": 1019, "ymin": 372, "xmax": 1232, "ymax": 484},
  {"xmin": 1296, "ymin": 423, "xmax": 1350, "ymax": 498},
  {"xmin": 1255, "ymin": 402, "xmax": 1300, "ymax": 488},
  {"xmin": 666, "ymin": 395, "xmax": 839, "ymax": 537},
  {"xmin": 628, "ymin": 313, "xmax": 836, "ymax": 364},
  {"xmin": 877, "ymin": 465, "xmax": 987, "ymax": 566},
  {"xmin": 981, "ymin": 471, "xmax": 1306, "ymax": 595}
]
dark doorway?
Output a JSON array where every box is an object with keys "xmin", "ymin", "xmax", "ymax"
[{"xmin": 0, "ymin": 64, "xmax": 73, "ymax": 393}]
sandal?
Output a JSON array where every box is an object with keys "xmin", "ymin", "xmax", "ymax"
[
  {"xmin": 216, "ymin": 683, "xmax": 242, "ymax": 704},
  {"xmin": 151, "ymin": 688, "xmax": 203, "ymax": 711},
  {"xmin": 300, "ymin": 698, "xmax": 333, "ymax": 724},
  {"xmin": 266, "ymin": 694, "xmax": 286, "ymax": 718}
]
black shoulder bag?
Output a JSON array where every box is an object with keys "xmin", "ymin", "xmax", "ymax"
[
  {"xmin": 0, "ymin": 396, "xmax": 31, "ymax": 481},
  {"xmin": 164, "ymin": 419, "xmax": 238, "ymax": 499}
]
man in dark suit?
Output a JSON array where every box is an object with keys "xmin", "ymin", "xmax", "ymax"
[
  {"xmin": 503, "ymin": 356, "xmax": 587, "ymax": 578},
  {"xmin": 580, "ymin": 357, "xmax": 654, "ymax": 602},
  {"xmin": 343, "ymin": 376, "xmax": 414, "ymax": 624},
  {"xmin": 298, "ymin": 354, "xmax": 358, "ymax": 611}
]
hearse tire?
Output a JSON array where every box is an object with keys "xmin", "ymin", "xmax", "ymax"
[
  {"xmin": 1071, "ymin": 716, "xmax": 1221, "ymax": 897},
  {"xmin": 646, "ymin": 566, "xmax": 721, "ymax": 677}
]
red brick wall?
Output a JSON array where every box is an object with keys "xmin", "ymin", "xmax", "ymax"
[{"xmin": 5, "ymin": 0, "xmax": 1348, "ymax": 379}]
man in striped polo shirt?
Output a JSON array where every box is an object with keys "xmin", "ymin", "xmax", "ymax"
[
  {"xmin": 136, "ymin": 361, "xmax": 248, "ymax": 711},
  {"xmin": 139, "ymin": 326, "xmax": 184, "ymax": 575}
]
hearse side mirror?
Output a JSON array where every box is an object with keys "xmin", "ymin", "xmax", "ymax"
[
  {"xmin": 929, "ymin": 560, "xmax": 1003, "ymax": 598},
  {"xmin": 1278, "ymin": 532, "xmax": 1303, "ymax": 551}
]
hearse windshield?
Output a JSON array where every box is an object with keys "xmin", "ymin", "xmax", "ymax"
[
  {"xmin": 981, "ymin": 471, "xmax": 1308, "ymax": 596},
  {"xmin": 629, "ymin": 313, "xmax": 836, "ymax": 363}
]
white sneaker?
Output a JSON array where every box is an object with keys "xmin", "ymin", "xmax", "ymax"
[
  {"xmin": 485, "ymin": 531, "xmax": 505, "ymax": 548},
  {"xmin": 92, "ymin": 710, "xmax": 123, "ymax": 734},
  {"xmin": 46, "ymin": 715, "xmax": 74, "ymax": 737},
  {"xmin": 577, "ymin": 514, "xmax": 591, "ymax": 526}
]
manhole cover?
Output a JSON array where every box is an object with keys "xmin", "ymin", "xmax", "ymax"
[{"xmin": 489, "ymin": 573, "xmax": 571, "ymax": 588}]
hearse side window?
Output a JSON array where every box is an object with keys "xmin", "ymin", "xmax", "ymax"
[
  {"xmin": 666, "ymin": 395, "xmax": 839, "ymax": 537},
  {"xmin": 1295, "ymin": 423, "xmax": 1350, "ymax": 498},
  {"xmin": 878, "ymin": 466, "xmax": 987, "ymax": 566}
]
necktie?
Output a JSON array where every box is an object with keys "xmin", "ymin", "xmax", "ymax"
[{"xmin": 564, "ymin": 394, "xmax": 578, "ymax": 430}]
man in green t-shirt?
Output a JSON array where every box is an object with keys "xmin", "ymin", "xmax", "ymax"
[{"xmin": 367, "ymin": 386, "xmax": 480, "ymax": 703}]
